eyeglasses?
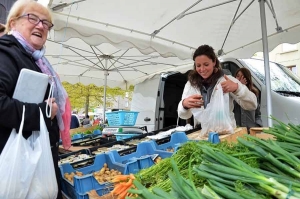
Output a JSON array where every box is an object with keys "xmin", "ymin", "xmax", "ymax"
[{"xmin": 17, "ymin": 13, "xmax": 54, "ymax": 30}]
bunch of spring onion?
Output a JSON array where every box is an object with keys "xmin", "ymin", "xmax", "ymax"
[
  {"xmin": 135, "ymin": 140, "xmax": 258, "ymax": 192},
  {"xmin": 238, "ymin": 135, "xmax": 300, "ymax": 180},
  {"xmin": 127, "ymin": 158, "xmax": 222, "ymax": 199},
  {"xmin": 263, "ymin": 116, "xmax": 300, "ymax": 146},
  {"xmin": 194, "ymin": 145, "xmax": 300, "ymax": 199}
]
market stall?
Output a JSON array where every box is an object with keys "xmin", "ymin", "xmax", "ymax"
[{"xmin": 58, "ymin": 119, "xmax": 300, "ymax": 199}]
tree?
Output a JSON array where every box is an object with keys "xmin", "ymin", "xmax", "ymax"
[{"xmin": 62, "ymin": 82, "xmax": 134, "ymax": 112}]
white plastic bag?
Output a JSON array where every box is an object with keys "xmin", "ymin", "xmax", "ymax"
[
  {"xmin": 26, "ymin": 108, "xmax": 58, "ymax": 199},
  {"xmin": 198, "ymin": 84, "xmax": 233, "ymax": 136},
  {"xmin": 0, "ymin": 106, "xmax": 42, "ymax": 199}
]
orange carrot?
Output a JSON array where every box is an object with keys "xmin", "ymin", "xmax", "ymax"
[
  {"xmin": 111, "ymin": 183, "xmax": 123, "ymax": 195},
  {"xmin": 129, "ymin": 174, "xmax": 135, "ymax": 180},
  {"xmin": 114, "ymin": 183, "xmax": 132, "ymax": 195},
  {"xmin": 123, "ymin": 178, "xmax": 133, "ymax": 186},
  {"xmin": 111, "ymin": 175, "xmax": 130, "ymax": 182},
  {"xmin": 117, "ymin": 186, "xmax": 132, "ymax": 199}
]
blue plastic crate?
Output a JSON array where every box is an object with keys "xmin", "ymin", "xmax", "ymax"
[
  {"xmin": 108, "ymin": 142, "xmax": 173, "ymax": 174},
  {"xmin": 115, "ymin": 133, "xmax": 140, "ymax": 141},
  {"xmin": 106, "ymin": 111, "xmax": 139, "ymax": 126},
  {"xmin": 71, "ymin": 133, "xmax": 84, "ymax": 142},
  {"xmin": 59, "ymin": 153, "xmax": 125, "ymax": 195},
  {"xmin": 64, "ymin": 184, "xmax": 113, "ymax": 199},
  {"xmin": 151, "ymin": 132, "xmax": 189, "ymax": 152}
]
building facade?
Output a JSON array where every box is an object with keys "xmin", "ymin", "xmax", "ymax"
[{"xmin": 254, "ymin": 43, "xmax": 300, "ymax": 77}]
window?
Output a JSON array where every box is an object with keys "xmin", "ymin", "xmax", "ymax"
[
  {"xmin": 287, "ymin": 65, "xmax": 297, "ymax": 75},
  {"xmin": 282, "ymin": 43, "xmax": 297, "ymax": 53},
  {"xmin": 240, "ymin": 59, "xmax": 300, "ymax": 92},
  {"xmin": 221, "ymin": 62, "xmax": 240, "ymax": 76}
]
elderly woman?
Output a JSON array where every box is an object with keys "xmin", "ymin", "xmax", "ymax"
[
  {"xmin": 0, "ymin": 0, "xmax": 71, "ymax": 198},
  {"xmin": 178, "ymin": 45, "xmax": 257, "ymax": 131}
]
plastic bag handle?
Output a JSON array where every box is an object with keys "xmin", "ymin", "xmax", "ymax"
[
  {"xmin": 46, "ymin": 82, "xmax": 54, "ymax": 118},
  {"xmin": 19, "ymin": 105, "xmax": 26, "ymax": 135}
]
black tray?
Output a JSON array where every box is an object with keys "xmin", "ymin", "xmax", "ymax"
[
  {"xmin": 88, "ymin": 140, "xmax": 129, "ymax": 155},
  {"xmin": 58, "ymin": 149, "xmax": 90, "ymax": 160},
  {"xmin": 72, "ymin": 136, "xmax": 117, "ymax": 147}
]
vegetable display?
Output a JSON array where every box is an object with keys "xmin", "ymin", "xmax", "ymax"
[{"xmin": 121, "ymin": 119, "xmax": 300, "ymax": 199}]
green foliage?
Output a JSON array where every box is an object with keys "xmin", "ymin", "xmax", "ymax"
[{"xmin": 62, "ymin": 82, "xmax": 134, "ymax": 110}]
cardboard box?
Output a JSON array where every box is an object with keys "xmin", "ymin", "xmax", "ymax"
[
  {"xmin": 249, "ymin": 127, "xmax": 275, "ymax": 140},
  {"xmin": 187, "ymin": 127, "xmax": 247, "ymax": 143}
]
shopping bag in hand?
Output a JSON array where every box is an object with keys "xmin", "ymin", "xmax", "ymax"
[
  {"xmin": 0, "ymin": 106, "xmax": 42, "ymax": 199},
  {"xmin": 198, "ymin": 83, "xmax": 233, "ymax": 136},
  {"xmin": 26, "ymin": 108, "xmax": 58, "ymax": 199}
]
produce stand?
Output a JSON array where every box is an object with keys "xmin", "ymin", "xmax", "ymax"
[{"xmin": 187, "ymin": 127, "xmax": 247, "ymax": 142}]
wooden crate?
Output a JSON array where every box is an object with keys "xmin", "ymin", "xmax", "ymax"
[
  {"xmin": 187, "ymin": 127, "xmax": 247, "ymax": 143},
  {"xmin": 249, "ymin": 127, "xmax": 275, "ymax": 140}
]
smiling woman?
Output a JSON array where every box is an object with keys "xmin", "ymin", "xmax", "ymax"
[
  {"xmin": 0, "ymin": 0, "xmax": 70, "ymax": 199},
  {"xmin": 178, "ymin": 45, "xmax": 258, "ymax": 134}
]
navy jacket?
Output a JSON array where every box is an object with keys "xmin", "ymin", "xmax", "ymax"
[{"xmin": 0, "ymin": 34, "xmax": 59, "ymax": 153}]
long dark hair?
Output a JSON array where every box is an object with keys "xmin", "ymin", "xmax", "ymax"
[
  {"xmin": 188, "ymin": 45, "xmax": 223, "ymax": 89},
  {"xmin": 235, "ymin": 68, "xmax": 259, "ymax": 96}
]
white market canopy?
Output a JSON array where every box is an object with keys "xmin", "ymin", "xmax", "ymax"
[
  {"xmin": 45, "ymin": 0, "xmax": 300, "ymax": 125},
  {"xmin": 46, "ymin": 0, "xmax": 300, "ymax": 88}
]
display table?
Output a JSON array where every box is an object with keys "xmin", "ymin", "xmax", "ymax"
[{"xmin": 187, "ymin": 127, "xmax": 247, "ymax": 143}]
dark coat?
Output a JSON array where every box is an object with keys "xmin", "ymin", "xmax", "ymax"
[
  {"xmin": 70, "ymin": 115, "xmax": 80, "ymax": 129},
  {"xmin": 0, "ymin": 34, "xmax": 60, "ymax": 152},
  {"xmin": 0, "ymin": 34, "xmax": 63, "ymax": 199}
]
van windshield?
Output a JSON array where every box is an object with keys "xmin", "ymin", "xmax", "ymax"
[{"xmin": 240, "ymin": 58, "xmax": 300, "ymax": 93}]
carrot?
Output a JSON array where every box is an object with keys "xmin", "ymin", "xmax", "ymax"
[
  {"xmin": 111, "ymin": 183, "xmax": 123, "ymax": 195},
  {"xmin": 117, "ymin": 187, "xmax": 130, "ymax": 199},
  {"xmin": 129, "ymin": 174, "xmax": 135, "ymax": 180},
  {"xmin": 111, "ymin": 175, "xmax": 130, "ymax": 182},
  {"xmin": 123, "ymin": 178, "xmax": 133, "ymax": 186},
  {"xmin": 114, "ymin": 183, "xmax": 132, "ymax": 195}
]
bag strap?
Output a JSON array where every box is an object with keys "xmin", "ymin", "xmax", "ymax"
[
  {"xmin": 46, "ymin": 81, "xmax": 54, "ymax": 118},
  {"xmin": 18, "ymin": 105, "xmax": 26, "ymax": 135}
]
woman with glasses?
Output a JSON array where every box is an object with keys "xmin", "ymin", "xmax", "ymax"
[{"xmin": 0, "ymin": 0, "xmax": 70, "ymax": 198}]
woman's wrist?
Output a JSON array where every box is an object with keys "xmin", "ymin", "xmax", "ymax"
[
  {"xmin": 182, "ymin": 99, "xmax": 189, "ymax": 110},
  {"xmin": 232, "ymin": 83, "xmax": 239, "ymax": 93}
]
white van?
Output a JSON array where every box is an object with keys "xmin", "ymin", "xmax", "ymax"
[{"xmin": 131, "ymin": 58, "xmax": 300, "ymax": 132}]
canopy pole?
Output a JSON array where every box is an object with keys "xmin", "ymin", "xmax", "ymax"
[
  {"xmin": 259, "ymin": 0, "xmax": 273, "ymax": 127},
  {"xmin": 103, "ymin": 59, "xmax": 108, "ymax": 123}
]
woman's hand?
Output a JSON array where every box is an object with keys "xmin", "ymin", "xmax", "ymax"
[
  {"xmin": 182, "ymin": 94, "xmax": 203, "ymax": 109},
  {"xmin": 221, "ymin": 75, "xmax": 238, "ymax": 93},
  {"xmin": 237, "ymin": 75, "xmax": 247, "ymax": 85},
  {"xmin": 45, "ymin": 98, "xmax": 58, "ymax": 119}
]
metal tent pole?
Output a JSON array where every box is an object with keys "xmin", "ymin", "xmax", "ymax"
[
  {"xmin": 259, "ymin": 0, "xmax": 273, "ymax": 127},
  {"xmin": 103, "ymin": 59, "xmax": 108, "ymax": 123}
]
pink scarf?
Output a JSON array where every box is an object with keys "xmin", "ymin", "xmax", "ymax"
[{"xmin": 12, "ymin": 31, "xmax": 71, "ymax": 149}]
